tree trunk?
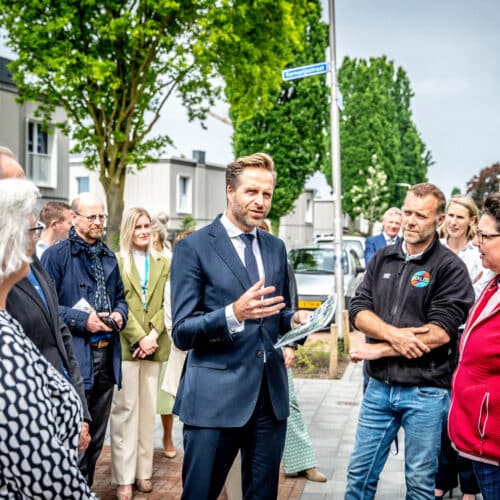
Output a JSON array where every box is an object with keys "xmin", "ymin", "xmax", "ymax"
[
  {"xmin": 104, "ymin": 175, "xmax": 125, "ymax": 251},
  {"xmin": 270, "ymin": 217, "xmax": 280, "ymax": 236}
]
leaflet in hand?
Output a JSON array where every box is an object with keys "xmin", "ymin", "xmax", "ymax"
[
  {"xmin": 274, "ymin": 294, "xmax": 337, "ymax": 349},
  {"xmin": 72, "ymin": 297, "xmax": 95, "ymax": 314}
]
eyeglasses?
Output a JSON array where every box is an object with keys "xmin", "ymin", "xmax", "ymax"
[
  {"xmin": 75, "ymin": 211, "xmax": 107, "ymax": 223},
  {"xmin": 476, "ymin": 229, "xmax": 500, "ymax": 244},
  {"xmin": 28, "ymin": 222, "xmax": 45, "ymax": 238}
]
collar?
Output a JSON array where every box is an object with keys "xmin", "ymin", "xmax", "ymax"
[{"xmin": 220, "ymin": 212, "xmax": 257, "ymax": 239}]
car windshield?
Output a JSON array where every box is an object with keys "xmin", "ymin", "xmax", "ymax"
[
  {"xmin": 288, "ymin": 249, "xmax": 348, "ymax": 274},
  {"xmin": 344, "ymin": 239, "xmax": 363, "ymax": 255}
]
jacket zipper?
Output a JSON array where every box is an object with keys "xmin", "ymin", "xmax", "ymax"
[
  {"xmin": 388, "ymin": 258, "xmax": 410, "ymax": 323},
  {"xmin": 478, "ymin": 392, "xmax": 490, "ymax": 456}
]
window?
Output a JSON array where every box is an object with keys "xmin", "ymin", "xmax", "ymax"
[
  {"xmin": 177, "ymin": 175, "xmax": 192, "ymax": 214},
  {"xmin": 26, "ymin": 121, "xmax": 55, "ymax": 186},
  {"xmin": 76, "ymin": 176, "xmax": 90, "ymax": 193}
]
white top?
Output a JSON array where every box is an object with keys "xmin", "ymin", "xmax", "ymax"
[
  {"xmin": 35, "ymin": 239, "xmax": 49, "ymax": 259},
  {"xmin": 440, "ymin": 239, "xmax": 494, "ymax": 299},
  {"xmin": 220, "ymin": 213, "xmax": 265, "ymax": 335}
]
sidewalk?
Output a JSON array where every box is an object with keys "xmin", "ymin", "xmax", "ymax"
[{"xmin": 93, "ymin": 362, "xmax": 407, "ymax": 499}]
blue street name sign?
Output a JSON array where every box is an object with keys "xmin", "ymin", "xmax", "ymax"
[{"xmin": 282, "ymin": 62, "xmax": 329, "ymax": 81}]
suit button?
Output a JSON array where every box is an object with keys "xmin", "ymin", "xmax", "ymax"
[{"xmin": 256, "ymin": 351, "xmax": 264, "ymax": 358}]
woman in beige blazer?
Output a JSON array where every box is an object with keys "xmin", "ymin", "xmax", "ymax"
[{"xmin": 110, "ymin": 208, "xmax": 170, "ymax": 500}]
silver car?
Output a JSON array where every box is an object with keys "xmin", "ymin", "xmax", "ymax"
[{"xmin": 288, "ymin": 244, "xmax": 365, "ymax": 312}]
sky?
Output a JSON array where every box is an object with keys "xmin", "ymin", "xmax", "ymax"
[{"xmin": 1, "ymin": 0, "xmax": 499, "ymax": 199}]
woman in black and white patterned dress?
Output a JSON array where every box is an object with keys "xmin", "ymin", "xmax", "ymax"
[{"xmin": 0, "ymin": 178, "xmax": 95, "ymax": 499}]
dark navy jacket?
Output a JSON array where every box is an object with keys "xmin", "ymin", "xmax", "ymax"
[
  {"xmin": 171, "ymin": 217, "xmax": 295, "ymax": 427},
  {"xmin": 41, "ymin": 238, "xmax": 128, "ymax": 390}
]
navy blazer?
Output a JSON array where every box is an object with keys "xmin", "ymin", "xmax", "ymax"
[
  {"xmin": 364, "ymin": 233, "xmax": 401, "ymax": 264},
  {"xmin": 7, "ymin": 256, "xmax": 90, "ymax": 421},
  {"xmin": 171, "ymin": 216, "xmax": 295, "ymax": 428}
]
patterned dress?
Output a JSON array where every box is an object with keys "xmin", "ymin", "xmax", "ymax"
[
  {"xmin": 0, "ymin": 310, "xmax": 95, "ymax": 499},
  {"xmin": 282, "ymin": 368, "xmax": 318, "ymax": 474}
]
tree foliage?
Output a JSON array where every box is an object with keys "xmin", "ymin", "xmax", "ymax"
[
  {"xmin": 350, "ymin": 154, "xmax": 389, "ymax": 233},
  {"xmin": 231, "ymin": 0, "xmax": 329, "ymax": 232},
  {"xmin": 324, "ymin": 56, "xmax": 431, "ymax": 221},
  {"xmin": 466, "ymin": 162, "xmax": 500, "ymax": 208},
  {"xmin": 0, "ymin": 0, "xmax": 310, "ymax": 243}
]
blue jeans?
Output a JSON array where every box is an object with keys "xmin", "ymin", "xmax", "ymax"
[
  {"xmin": 472, "ymin": 461, "xmax": 500, "ymax": 500},
  {"xmin": 345, "ymin": 377, "xmax": 449, "ymax": 500}
]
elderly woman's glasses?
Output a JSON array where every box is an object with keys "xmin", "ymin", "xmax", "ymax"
[{"xmin": 28, "ymin": 222, "xmax": 45, "ymax": 238}]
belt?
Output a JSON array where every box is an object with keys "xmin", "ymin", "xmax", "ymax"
[{"xmin": 90, "ymin": 340, "xmax": 110, "ymax": 349}]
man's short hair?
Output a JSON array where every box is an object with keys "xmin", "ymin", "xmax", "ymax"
[
  {"xmin": 407, "ymin": 183, "xmax": 446, "ymax": 215},
  {"xmin": 226, "ymin": 152, "xmax": 276, "ymax": 189},
  {"xmin": 39, "ymin": 201, "xmax": 71, "ymax": 226},
  {"xmin": 383, "ymin": 207, "xmax": 402, "ymax": 220},
  {"xmin": 483, "ymin": 192, "xmax": 500, "ymax": 232}
]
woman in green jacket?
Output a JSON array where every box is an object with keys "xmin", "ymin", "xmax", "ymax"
[{"xmin": 110, "ymin": 207, "xmax": 170, "ymax": 500}]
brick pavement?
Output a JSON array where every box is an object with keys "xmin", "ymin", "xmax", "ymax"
[{"xmin": 93, "ymin": 445, "xmax": 307, "ymax": 499}]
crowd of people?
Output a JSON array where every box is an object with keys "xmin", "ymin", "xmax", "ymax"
[{"xmin": 1, "ymin": 144, "xmax": 499, "ymax": 500}]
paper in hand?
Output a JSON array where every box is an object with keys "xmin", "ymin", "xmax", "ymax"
[{"xmin": 274, "ymin": 294, "xmax": 337, "ymax": 349}]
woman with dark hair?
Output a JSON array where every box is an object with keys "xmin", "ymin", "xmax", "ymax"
[
  {"xmin": 448, "ymin": 192, "xmax": 500, "ymax": 500},
  {"xmin": 0, "ymin": 179, "xmax": 94, "ymax": 498}
]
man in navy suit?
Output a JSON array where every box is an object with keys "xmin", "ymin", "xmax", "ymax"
[
  {"xmin": 171, "ymin": 152, "xmax": 309, "ymax": 500},
  {"xmin": 364, "ymin": 207, "xmax": 402, "ymax": 264}
]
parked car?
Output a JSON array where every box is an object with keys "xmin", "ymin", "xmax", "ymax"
[
  {"xmin": 314, "ymin": 235, "xmax": 366, "ymax": 267},
  {"xmin": 288, "ymin": 244, "xmax": 365, "ymax": 313}
]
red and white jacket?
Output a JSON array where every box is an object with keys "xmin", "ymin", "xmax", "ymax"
[{"xmin": 449, "ymin": 275, "xmax": 500, "ymax": 465}]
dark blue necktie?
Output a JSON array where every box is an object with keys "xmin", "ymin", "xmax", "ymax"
[{"xmin": 240, "ymin": 233, "xmax": 260, "ymax": 284}]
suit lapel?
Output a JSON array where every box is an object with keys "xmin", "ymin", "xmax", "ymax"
[
  {"xmin": 209, "ymin": 219, "xmax": 252, "ymax": 291},
  {"xmin": 257, "ymin": 229, "xmax": 275, "ymax": 287},
  {"xmin": 146, "ymin": 254, "xmax": 163, "ymax": 303}
]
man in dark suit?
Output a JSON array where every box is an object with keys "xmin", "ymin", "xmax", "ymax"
[
  {"xmin": 171, "ymin": 152, "xmax": 309, "ymax": 500},
  {"xmin": 364, "ymin": 207, "xmax": 402, "ymax": 264},
  {"xmin": 0, "ymin": 147, "xmax": 91, "ymax": 453}
]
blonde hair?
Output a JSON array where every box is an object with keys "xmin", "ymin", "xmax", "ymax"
[
  {"xmin": 150, "ymin": 214, "xmax": 168, "ymax": 252},
  {"xmin": 119, "ymin": 207, "xmax": 152, "ymax": 277},
  {"xmin": 0, "ymin": 179, "xmax": 39, "ymax": 282},
  {"xmin": 443, "ymin": 195, "xmax": 479, "ymax": 241}
]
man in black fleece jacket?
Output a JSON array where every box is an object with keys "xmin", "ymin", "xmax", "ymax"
[{"xmin": 345, "ymin": 183, "xmax": 474, "ymax": 500}]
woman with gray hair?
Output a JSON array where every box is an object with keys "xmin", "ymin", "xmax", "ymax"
[{"xmin": 0, "ymin": 179, "xmax": 94, "ymax": 498}]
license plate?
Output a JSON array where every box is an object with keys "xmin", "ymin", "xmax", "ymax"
[{"xmin": 298, "ymin": 300, "xmax": 323, "ymax": 309}]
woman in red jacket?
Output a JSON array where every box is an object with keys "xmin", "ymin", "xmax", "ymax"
[{"xmin": 449, "ymin": 192, "xmax": 500, "ymax": 500}]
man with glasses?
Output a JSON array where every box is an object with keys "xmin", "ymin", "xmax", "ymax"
[
  {"xmin": 346, "ymin": 183, "xmax": 475, "ymax": 500},
  {"xmin": 1, "ymin": 146, "xmax": 92, "ymax": 463},
  {"xmin": 42, "ymin": 192, "xmax": 128, "ymax": 487}
]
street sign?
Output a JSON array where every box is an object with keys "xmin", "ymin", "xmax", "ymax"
[{"xmin": 282, "ymin": 62, "xmax": 329, "ymax": 81}]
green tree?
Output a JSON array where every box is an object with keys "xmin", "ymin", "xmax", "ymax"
[
  {"xmin": 231, "ymin": 0, "xmax": 329, "ymax": 233},
  {"xmin": 324, "ymin": 56, "xmax": 430, "ymax": 220},
  {"xmin": 0, "ymin": 0, "xmax": 310, "ymax": 244},
  {"xmin": 466, "ymin": 162, "xmax": 500, "ymax": 207},
  {"xmin": 450, "ymin": 186, "xmax": 462, "ymax": 197},
  {"xmin": 350, "ymin": 154, "xmax": 389, "ymax": 233}
]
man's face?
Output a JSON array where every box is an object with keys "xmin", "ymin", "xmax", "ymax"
[
  {"xmin": 402, "ymin": 192, "xmax": 444, "ymax": 253},
  {"xmin": 226, "ymin": 167, "xmax": 274, "ymax": 232},
  {"xmin": 53, "ymin": 209, "xmax": 74, "ymax": 241},
  {"xmin": 74, "ymin": 199, "xmax": 105, "ymax": 244},
  {"xmin": 383, "ymin": 214, "xmax": 402, "ymax": 239}
]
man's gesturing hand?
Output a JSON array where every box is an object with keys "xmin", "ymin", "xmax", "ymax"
[
  {"xmin": 386, "ymin": 326, "xmax": 430, "ymax": 359},
  {"xmin": 233, "ymin": 278, "xmax": 286, "ymax": 322}
]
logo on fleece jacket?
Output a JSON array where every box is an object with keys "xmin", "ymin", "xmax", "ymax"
[{"xmin": 411, "ymin": 270, "xmax": 430, "ymax": 288}]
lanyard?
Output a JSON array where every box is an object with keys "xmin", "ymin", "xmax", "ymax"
[{"xmin": 140, "ymin": 255, "xmax": 149, "ymax": 311}]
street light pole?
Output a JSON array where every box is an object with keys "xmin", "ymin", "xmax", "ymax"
[{"xmin": 328, "ymin": 0, "xmax": 345, "ymax": 338}]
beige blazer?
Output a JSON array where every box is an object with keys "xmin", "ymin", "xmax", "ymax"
[{"xmin": 161, "ymin": 280, "xmax": 187, "ymax": 396}]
